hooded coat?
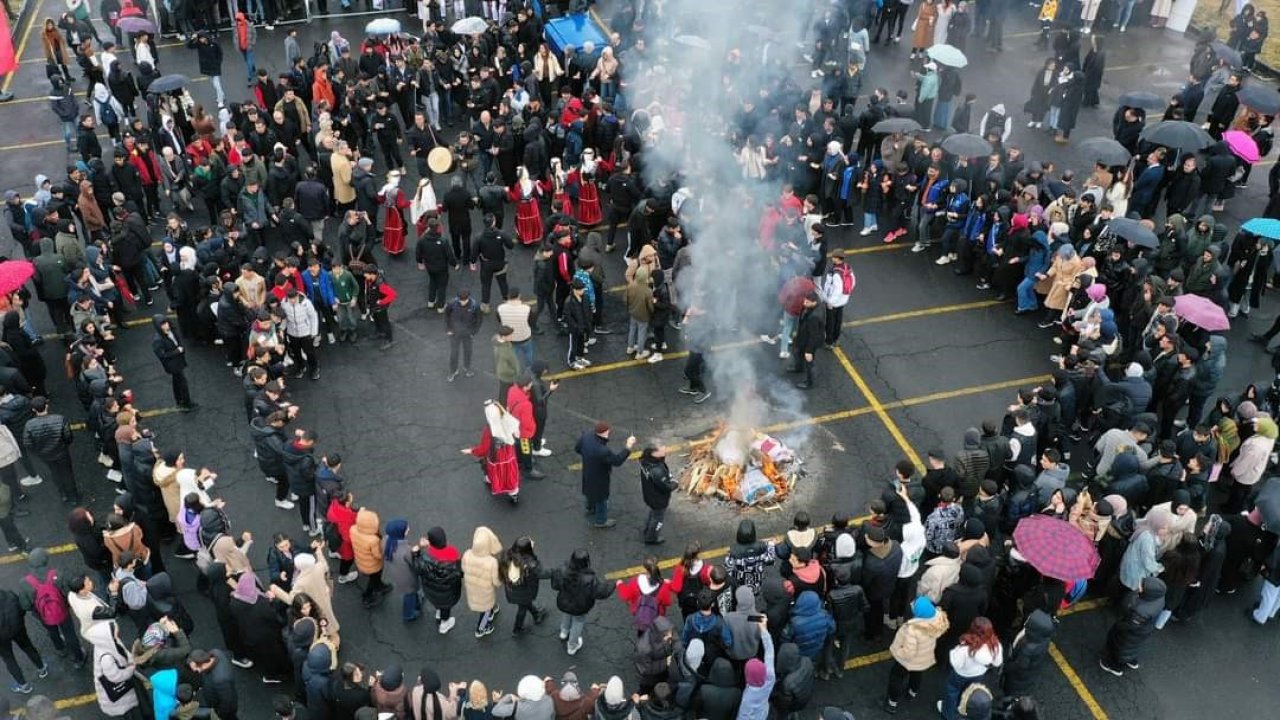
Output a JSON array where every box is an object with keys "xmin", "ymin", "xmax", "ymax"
[
  {"xmin": 783, "ymin": 591, "xmax": 834, "ymax": 659},
  {"xmin": 304, "ymin": 644, "xmax": 335, "ymax": 720},
  {"xmin": 770, "ymin": 642, "xmax": 815, "ymax": 717},
  {"xmin": 351, "ymin": 508, "xmax": 383, "ymax": 575},
  {"xmin": 696, "ymin": 658, "xmax": 743, "ymax": 720},
  {"xmin": 937, "ymin": 564, "xmax": 989, "ymax": 659},
  {"xmin": 722, "ymin": 586, "xmax": 763, "ymax": 661},
  {"xmin": 1105, "ymin": 578, "xmax": 1166, "ymax": 663},
  {"xmin": 889, "ymin": 610, "xmax": 950, "ymax": 671},
  {"xmin": 1001, "ymin": 609, "xmax": 1055, "ymax": 695},
  {"xmin": 462, "ymin": 526, "xmax": 503, "ymax": 611},
  {"xmin": 87, "ymin": 621, "xmax": 140, "ymax": 716}
]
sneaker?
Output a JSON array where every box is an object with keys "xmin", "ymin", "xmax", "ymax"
[
  {"xmin": 693, "ymin": 391, "xmax": 713, "ymax": 404},
  {"xmin": 975, "ymin": 282, "xmax": 991, "ymax": 290},
  {"xmin": 1037, "ymin": 319, "xmax": 1057, "ymax": 329},
  {"xmin": 288, "ymin": 493, "xmax": 299, "ymax": 501},
  {"xmin": 566, "ymin": 638, "xmax": 584, "ymax": 655},
  {"xmin": 625, "ymin": 346, "xmax": 636, "ymax": 355},
  {"xmin": 533, "ymin": 447, "xmax": 552, "ymax": 457},
  {"xmin": 380, "ymin": 341, "xmax": 396, "ymax": 351},
  {"xmin": 579, "ymin": 358, "xmax": 592, "ymax": 366},
  {"xmin": 265, "ymin": 476, "xmax": 279, "ymax": 484},
  {"xmin": 935, "ymin": 255, "xmax": 952, "ymax": 265},
  {"xmin": 475, "ymin": 624, "xmax": 495, "ymax": 638},
  {"xmin": 36, "ymin": 664, "xmax": 49, "ymax": 679},
  {"xmin": 337, "ymin": 571, "xmax": 359, "ymax": 584},
  {"xmin": 97, "ymin": 452, "xmax": 114, "ymax": 468},
  {"xmin": 10, "ymin": 683, "xmax": 32, "ymax": 694},
  {"xmin": 106, "ymin": 469, "xmax": 124, "ymax": 483},
  {"xmin": 230, "ymin": 657, "xmax": 255, "ymax": 669},
  {"xmin": 174, "ymin": 550, "xmax": 197, "ymax": 560},
  {"xmin": 438, "ymin": 617, "xmax": 456, "ymax": 634},
  {"xmin": 591, "ymin": 519, "xmax": 618, "ymax": 529},
  {"xmin": 448, "ymin": 370, "xmax": 459, "ymax": 383},
  {"xmin": 1049, "ymin": 354, "xmax": 1064, "ymax": 364},
  {"xmin": 758, "ymin": 334, "xmax": 778, "ymax": 345},
  {"xmin": 274, "ymin": 498, "xmax": 296, "ymax": 510},
  {"xmin": 678, "ymin": 386, "xmax": 699, "ymax": 395},
  {"xmin": 18, "ymin": 476, "xmax": 42, "ymax": 487},
  {"xmin": 311, "ymin": 368, "xmax": 321, "ymax": 381},
  {"xmin": 1124, "ymin": 660, "xmax": 1141, "ymax": 670},
  {"xmin": 779, "ymin": 350, "xmax": 791, "ymax": 359},
  {"xmin": 884, "ymin": 699, "xmax": 898, "ymax": 714},
  {"xmin": 594, "ymin": 327, "xmax": 612, "ymax": 335},
  {"xmin": 648, "ymin": 352, "xmax": 663, "ymax": 364},
  {"xmin": 911, "ymin": 242, "xmax": 927, "ymax": 253},
  {"xmin": 636, "ymin": 350, "xmax": 651, "ymax": 359},
  {"xmin": 860, "ymin": 224, "xmax": 877, "ymax": 236},
  {"xmin": 585, "ymin": 337, "xmax": 598, "ymax": 347},
  {"xmin": 1098, "ymin": 658, "xmax": 1124, "ymax": 676},
  {"xmin": 262, "ymin": 676, "xmax": 283, "ymax": 684},
  {"xmin": 327, "ymin": 333, "xmax": 336, "ymax": 344}
]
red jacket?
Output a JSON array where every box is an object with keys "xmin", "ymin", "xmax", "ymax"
[
  {"xmin": 615, "ymin": 575, "xmax": 675, "ymax": 617},
  {"xmin": 326, "ymin": 501, "xmax": 357, "ymax": 561},
  {"xmin": 506, "ymin": 385, "xmax": 537, "ymax": 439}
]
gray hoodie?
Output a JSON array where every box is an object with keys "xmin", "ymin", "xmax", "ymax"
[{"xmin": 722, "ymin": 586, "xmax": 763, "ymax": 661}]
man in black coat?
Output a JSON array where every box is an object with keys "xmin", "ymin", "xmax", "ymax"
[
  {"xmin": 151, "ymin": 315, "xmax": 195, "ymax": 411},
  {"xmin": 415, "ymin": 218, "xmax": 456, "ymax": 310},
  {"xmin": 442, "ymin": 177, "xmax": 475, "ymax": 267},
  {"xmin": 639, "ymin": 446, "xmax": 676, "ymax": 544},
  {"xmin": 186, "ymin": 33, "xmax": 226, "ymax": 106},
  {"xmin": 791, "ymin": 294, "xmax": 824, "ymax": 389},
  {"xmin": 22, "ymin": 396, "xmax": 79, "ymax": 504},
  {"xmin": 187, "ymin": 648, "xmax": 240, "ymax": 720},
  {"xmin": 605, "ymin": 162, "xmax": 642, "ymax": 252},
  {"xmin": 474, "ymin": 214, "xmax": 514, "ymax": 311},
  {"xmin": 573, "ymin": 421, "xmax": 636, "ymax": 529}
]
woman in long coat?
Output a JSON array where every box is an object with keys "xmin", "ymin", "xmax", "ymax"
[
  {"xmin": 1036, "ymin": 243, "xmax": 1083, "ymax": 319},
  {"xmin": 1054, "ymin": 69, "xmax": 1085, "ymax": 144},
  {"xmin": 1081, "ymin": 36, "xmax": 1106, "ymax": 108},
  {"xmin": 228, "ymin": 571, "xmax": 291, "ymax": 682},
  {"xmin": 378, "ymin": 170, "xmax": 410, "ymax": 255},
  {"xmin": 1024, "ymin": 58, "xmax": 1057, "ymax": 128},
  {"xmin": 911, "ymin": 0, "xmax": 939, "ymax": 58}
]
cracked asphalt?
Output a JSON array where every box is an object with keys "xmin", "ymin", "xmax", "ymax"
[{"xmin": 0, "ymin": 5, "xmax": 1279, "ymax": 719}]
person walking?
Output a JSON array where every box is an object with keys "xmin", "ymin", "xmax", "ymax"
[
  {"xmin": 575, "ymin": 422, "xmax": 637, "ymax": 529},
  {"xmin": 501, "ymin": 536, "xmax": 548, "ymax": 634},
  {"xmin": 550, "ymin": 548, "xmax": 615, "ymax": 656},
  {"xmin": 351, "ymin": 506, "xmax": 391, "ymax": 608},
  {"xmin": 150, "ymin": 315, "xmax": 195, "ymax": 411},
  {"xmin": 462, "ymin": 526, "xmax": 503, "ymax": 638},
  {"xmin": 475, "ymin": 214, "xmax": 514, "ymax": 312},
  {"xmin": 186, "ymin": 32, "xmax": 225, "ymax": 107},
  {"xmin": 818, "ymin": 251, "xmax": 854, "ymax": 347},
  {"xmin": 234, "ymin": 12, "xmax": 256, "ymax": 87},
  {"xmin": 409, "ymin": 527, "xmax": 464, "ymax": 635},
  {"xmin": 22, "ymin": 398, "xmax": 79, "ymax": 505},
  {"xmin": 0, "ymin": 588, "xmax": 49, "ymax": 694},
  {"xmin": 639, "ymin": 445, "xmax": 676, "ymax": 545},
  {"xmin": 445, "ymin": 291, "xmax": 481, "ymax": 382},
  {"xmin": 19, "ymin": 548, "xmax": 85, "ymax": 669}
]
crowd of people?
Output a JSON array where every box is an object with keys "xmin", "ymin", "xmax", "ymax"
[{"xmin": 0, "ymin": 0, "xmax": 1278, "ymax": 719}]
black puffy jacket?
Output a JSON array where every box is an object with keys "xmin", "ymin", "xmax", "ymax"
[{"xmin": 22, "ymin": 413, "xmax": 72, "ymax": 462}]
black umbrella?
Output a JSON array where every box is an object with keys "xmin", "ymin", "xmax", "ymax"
[
  {"xmin": 1117, "ymin": 91, "xmax": 1164, "ymax": 110},
  {"xmin": 1076, "ymin": 137, "xmax": 1133, "ymax": 166},
  {"xmin": 940, "ymin": 133, "xmax": 992, "ymax": 157},
  {"xmin": 147, "ymin": 74, "xmax": 189, "ymax": 94},
  {"xmin": 1106, "ymin": 217, "xmax": 1158, "ymax": 249},
  {"xmin": 1211, "ymin": 41, "xmax": 1243, "ymax": 68},
  {"xmin": 1238, "ymin": 84, "xmax": 1280, "ymax": 115},
  {"xmin": 872, "ymin": 117, "xmax": 923, "ymax": 134},
  {"xmin": 1139, "ymin": 120, "xmax": 1214, "ymax": 152},
  {"xmin": 1254, "ymin": 477, "xmax": 1280, "ymax": 530}
]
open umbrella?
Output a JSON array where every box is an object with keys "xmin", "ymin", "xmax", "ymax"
[
  {"xmin": 1117, "ymin": 91, "xmax": 1164, "ymax": 110},
  {"xmin": 940, "ymin": 133, "xmax": 992, "ymax": 157},
  {"xmin": 1076, "ymin": 137, "xmax": 1132, "ymax": 166},
  {"xmin": 1013, "ymin": 515, "xmax": 1101, "ymax": 581},
  {"xmin": 1224, "ymin": 129, "xmax": 1261, "ymax": 163},
  {"xmin": 1243, "ymin": 217, "xmax": 1280, "ymax": 240},
  {"xmin": 366, "ymin": 17, "xmax": 402, "ymax": 35},
  {"xmin": 926, "ymin": 44, "xmax": 967, "ymax": 68},
  {"xmin": 116, "ymin": 17, "xmax": 156, "ymax": 34},
  {"xmin": 0, "ymin": 260, "xmax": 34, "ymax": 295},
  {"xmin": 1140, "ymin": 120, "xmax": 1214, "ymax": 152},
  {"xmin": 1106, "ymin": 217, "xmax": 1158, "ymax": 249},
  {"xmin": 1211, "ymin": 41, "xmax": 1243, "ymax": 68},
  {"xmin": 1237, "ymin": 85, "xmax": 1280, "ymax": 115},
  {"xmin": 872, "ymin": 117, "xmax": 922, "ymax": 134},
  {"xmin": 146, "ymin": 74, "xmax": 189, "ymax": 94},
  {"xmin": 449, "ymin": 16, "xmax": 487, "ymax": 34},
  {"xmin": 1174, "ymin": 293, "xmax": 1231, "ymax": 331}
]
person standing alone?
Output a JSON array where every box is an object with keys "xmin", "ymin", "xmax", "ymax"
[
  {"xmin": 818, "ymin": 251, "xmax": 854, "ymax": 347},
  {"xmin": 575, "ymin": 422, "xmax": 636, "ymax": 529},
  {"xmin": 22, "ymin": 398, "xmax": 79, "ymax": 505},
  {"xmin": 639, "ymin": 445, "xmax": 676, "ymax": 545},
  {"xmin": 151, "ymin": 315, "xmax": 196, "ymax": 411}
]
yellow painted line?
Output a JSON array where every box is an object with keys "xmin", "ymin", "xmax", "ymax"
[
  {"xmin": 1060, "ymin": 597, "xmax": 1108, "ymax": 617},
  {"xmin": 545, "ymin": 299, "xmax": 1003, "ymax": 382},
  {"xmin": 2, "ymin": 0, "xmax": 43, "ymax": 93},
  {"xmin": 68, "ymin": 405, "xmax": 182, "ymax": 432},
  {"xmin": 0, "ymin": 542, "xmax": 75, "ymax": 565},
  {"xmin": 890, "ymin": 374, "xmax": 1050, "ymax": 409},
  {"xmin": 833, "ymin": 346, "xmax": 924, "ymax": 472},
  {"xmin": 1050, "ymin": 642, "xmax": 1110, "ymax": 720},
  {"xmin": 52, "ymin": 693, "xmax": 96, "ymax": 710},
  {"xmin": 845, "ymin": 649, "xmax": 892, "ymax": 669}
]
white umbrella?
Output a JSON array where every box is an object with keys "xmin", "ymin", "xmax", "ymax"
[
  {"xmin": 451, "ymin": 16, "xmax": 488, "ymax": 35},
  {"xmin": 365, "ymin": 17, "xmax": 401, "ymax": 35},
  {"xmin": 926, "ymin": 44, "xmax": 968, "ymax": 68}
]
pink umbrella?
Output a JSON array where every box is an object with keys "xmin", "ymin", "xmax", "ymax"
[
  {"xmin": 0, "ymin": 260, "xmax": 34, "ymax": 295},
  {"xmin": 1174, "ymin": 293, "xmax": 1230, "ymax": 332},
  {"xmin": 1224, "ymin": 130, "xmax": 1260, "ymax": 164}
]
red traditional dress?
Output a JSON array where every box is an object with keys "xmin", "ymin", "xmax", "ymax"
[
  {"xmin": 467, "ymin": 402, "xmax": 521, "ymax": 503},
  {"xmin": 571, "ymin": 152, "xmax": 604, "ymax": 226},
  {"xmin": 508, "ymin": 175, "xmax": 546, "ymax": 245},
  {"xmin": 549, "ymin": 166, "xmax": 573, "ymax": 219},
  {"xmin": 377, "ymin": 183, "xmax": 410, "ymax": 255}
]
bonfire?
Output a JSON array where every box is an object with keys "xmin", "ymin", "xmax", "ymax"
[{"xmin": 678, "ymin": 423, "xmax": 802, "ymax": 508}]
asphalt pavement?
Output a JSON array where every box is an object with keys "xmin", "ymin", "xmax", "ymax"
[{"xmin": 0, "ymin": 3, "xmax": 1279, "ymax": 719}]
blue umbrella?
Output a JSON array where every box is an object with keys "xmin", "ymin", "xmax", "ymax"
[{"xmin": 1243, "ymin": 217, "xmax": 1280, "ymax": 241}]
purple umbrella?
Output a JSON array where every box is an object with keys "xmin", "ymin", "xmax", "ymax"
[
  {"xmin": 1174, "ymin": 294, "xmax": 1230, "ymax": 332},
  {"xmin": 116, "ymin": 17, "xmax": 156, "ymax": 34}
]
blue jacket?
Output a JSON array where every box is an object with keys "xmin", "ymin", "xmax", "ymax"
[
  {"xmin": 783, "ymin": 591, "xmax": 835, "ymax": 659},
  {"xmin": 1024, "ymin": 230, "xmax": 1051, "ymax": 280},
  {"xmin": 983, "ymin": 219, "xmax": 1004, "ymax": 254},
  {"xmin": 733, "ymin": 628, "xmax": 776, "ymax": 720},
  {"xmin": 1130, "ymin": 164, "xmax": 1165, "ymax": 208},
  {"xmin": 301, "ymin": 268, "xmax": 336, "ymax": 307},
  {"xmin": 943, "ymin": 192, "xmax": 970, "ymax": 229},
  {"xmin": 680, "ymin": 611, "xmax": 734, "ymax": 650},
  {"xmin": 575, "ymin": 431, "xmax": 629, "ymax": 503},
  {"xmin": 918, "ymin": 178, "xmax": 949, "ymax": 211}
]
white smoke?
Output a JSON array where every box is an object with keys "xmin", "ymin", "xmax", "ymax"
[{"xmin": 623, "ymin": 1, "xmax": 818, "ymax": 436}]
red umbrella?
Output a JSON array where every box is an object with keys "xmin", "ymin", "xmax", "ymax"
[
  {"xmin": 0, "ymin": 260, "xmax": 35, "ymax": 295},
  {"xmin": 1012, "ymin": 515, "xmax": 1100, "ymax": 581}
]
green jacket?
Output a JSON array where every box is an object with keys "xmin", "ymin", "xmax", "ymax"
[
  {"xmin": 33, "ymin": 238, "xmax": 69, "ymax": 301},
  {"xmin": 332, "ymin": 268, "xmax": 359, "ymax": 303},
  {"xmin": 494, "ymin": 341, "xmax": 520, "ymax": 384}
]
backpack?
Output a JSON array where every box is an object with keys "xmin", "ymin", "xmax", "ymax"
[
  {"xmin": 118, "ymin": 0, "xmax": 145, "ymax": 18},
  {"xmin": 837, "ymin": 264, "xmax": 855, "ymax": 295},
  {"xmin": 24, "ymin": 571, "xmax": 69, "ymax": 626},
  {"xmin": 196, "ymin": 533, "xmax": 223, "ymax": 573},
  {"xmin": 97, "ymin": 99, "xmax": 118, "ymax": 126},
  {"xmin": 633, "ymin": 590, "xmax": 661, "ymax": 632}
]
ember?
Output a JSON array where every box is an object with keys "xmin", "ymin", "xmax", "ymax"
[{"xmin": 679, "ymin": 423, "xmax": 802, "ymax": 508}]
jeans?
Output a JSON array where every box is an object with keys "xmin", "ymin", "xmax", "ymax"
[
  {"xmin": 1116, "ymin": 0, "xmax": 1137, "ymax": 27},
  {"xmin": 511, "ymin": 339, "xmax": 533, "ymax": 369},
  {"xmin": 627, "ymin": 318, "xmax": 649, "ymax": 352},
  {"xmin": 1253, "ymin": 579, "xmax": 1280, "ymax": 624},
  {"xmin": 1046, "ymin": 106, "xmax": 1061, "ymax": 130},
  {"xmin": 424, "ymin": 92, "xmax": 441, "ymax": 129},
  {"xmin": 559, "ymin": 613, "xmax": 585, "ymax": 646},
  {"xmin": 449, "ymin": 334, "xmax": 473, "ymax": 372},
  {"xmin": 403, "ymin": 590, "xmax": 421, "ymax": 621},
  {"xmin": 1016, "ymin": 277, "xmax": 1040, "ymax": 311},
  {"xmin": 61, "ymin": 121, "xmax": 75, "ymax": 151},
  {"xmin": 242, "ymin": 49, "xmax": 256, "ymax": 84},
  {"xmin": 863, "ymin": 211, "xmax": 877, "ymax": 229},
  {"xmin": 941, "ymin": 670, "xmax": 978, "ymax": 720},
  {"xmin": 587, "ymin": 496, "xmax": 609, "ymax": 524},
  {"xmin": 643, "ymin": 507, "xmax": 665, "ymax": 543},
  {"xmin": 779, "ymin": 313, "xmax": 798, "ymax": 355},
  {"xmin": 336, "ymin": 303, "xmax": 360, "ymax": 335},
  {"xmin": 476, "ymin": 605, "xmax": 498, "ymax": 633}
]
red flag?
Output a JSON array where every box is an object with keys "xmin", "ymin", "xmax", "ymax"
[{"xmin": 0, "ymin": 13, "xmax": 17, "ymax": 77}]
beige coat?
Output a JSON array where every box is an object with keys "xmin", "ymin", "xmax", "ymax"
[
  {"xmin": 152, "ymin": 461, "xmax": 181, "ymax": 522},
  {"xmin": 274, "ymin": 555, "xmax": 341, "ymax": 645},
  {"xmin": 332, "ymin": 153, "xmax": 355, "ymax": 205},
  {"xmin": 889, "ymin": 611, "xmax": 950, "ymax": 671},
  {"xmin": 350, "ymin": 508, "xmax": 383, "ymax": 575},
  {"xmin": 211, "ymin": 535, "xmax": 253, "ymax": 576},
  {"xmin": 1037, "ymin": 254, "xmax": 1082, "ymax": 310},
  {"xmin": 461, "ymin": 526, "xmax": 502, "ymax": 612}
]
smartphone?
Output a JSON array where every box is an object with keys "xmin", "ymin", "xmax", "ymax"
[{"xmin": 747, "ymin": 614, "xmax": 765, "ymax": 623}]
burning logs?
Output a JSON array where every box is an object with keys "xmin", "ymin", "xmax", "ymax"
[{"xmin": 678, "ymin": 423, "xmax": 801, "ymax": 508}]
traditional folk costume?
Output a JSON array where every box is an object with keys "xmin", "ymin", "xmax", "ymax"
[
  {"xmin": 409, "ymin": 177, "xmax": 439, "ymax": 237},
  {"xmin": 377, "ymin": 171, "xmax": 410, "ymax": 255},
  {"xmin": 507, "ymin": 166, "xmax": 547, "ymax": 245},
  {"xmin": 466, "ymin": 401, "xmax": 522, "ymax": 503},
  {"xmin": 569, "ymin": 149, "xmax": 604, "ymax": 226}
]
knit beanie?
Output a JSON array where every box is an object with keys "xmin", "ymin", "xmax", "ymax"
[
  {"xmin": 744, "ymin": 659, "xmax": 767, "ymax": 687},
  {"xmin": 604, "ymin": 676, "xmax": 625, "ymax": 705},
  {"xmin": 835, "ymin": 534, "xmax": 856, "ymax": 559}
]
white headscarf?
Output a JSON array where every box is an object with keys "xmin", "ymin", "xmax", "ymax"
[{"xmin": 410, "ymin": 178, "xmax": 437, "ymax": 224}]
